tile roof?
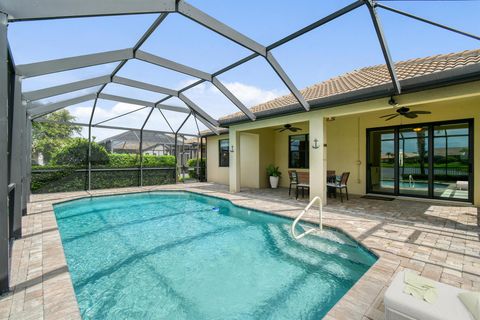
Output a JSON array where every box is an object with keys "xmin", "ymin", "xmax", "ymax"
[{"xmin": 219, "ymin": 48, "xmax": 480, "ymax": 124}]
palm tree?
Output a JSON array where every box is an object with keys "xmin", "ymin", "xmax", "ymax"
[{"xmin": 416, "ymin": 130, "xmax": 426, "ymax": 175}]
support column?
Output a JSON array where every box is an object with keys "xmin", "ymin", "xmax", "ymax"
[
  {"xmin": 309, "ymin": 116, "xmax": 326, "ymax": 203},
  {"xmin": 10, "ymin": 76, "xmax": 25, "ymax": 238},
  {"xmin": 87, "ymin": 98, "xmax": 98, "ymax": 191},
  {"xmin": 229, "ymin": 129, "xmax": 240, "ymax": 193},
  {"xmin": 0, "ymin": 12, "xmax": 10, "ymax": 294},
  {"xmin": 25, "ymin": 119, "xmax": 32, "ymax": 204},
  {"xmin": 174, "ymin": 133, "xmax": 178, "ymax": 183},
  {"xmin": 139, "ymin": 130, "xmax": 143, "ymax": 186},
  {"xmin": 20, "ymin": 113, "xmax": 27, "ymax": 215}
]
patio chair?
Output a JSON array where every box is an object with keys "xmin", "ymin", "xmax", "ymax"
[
  {"xmin": 326, "ymin": 172, "xmax": 350, "ymax": 202},
  {"xmin": 327, "ymin": 170, "xmax": 336, "ymax": 198},
  {"xmin": 288, "ymin": 170, "xmax": 298, "ymax": 196},
  {"xmin": 327, "ymin": 170, "xmax": 336, "ymax": 183}
]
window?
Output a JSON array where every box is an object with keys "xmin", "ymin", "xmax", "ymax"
[
  {"xmin": 219, "ymin": 139, "xmax": 229, "ymax": 167},
  {"xmin": 289, "ymin": 134, "xmax": 309, "ymax": 168}
]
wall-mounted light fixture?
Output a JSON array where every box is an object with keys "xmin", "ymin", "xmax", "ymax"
[
  {"xmin": 312, "ymin": 138, "xmax": 320, "ymax": 149},
  {"xmin": 230, "ymin": 145, "xmax": 235, "ymax": 153}
]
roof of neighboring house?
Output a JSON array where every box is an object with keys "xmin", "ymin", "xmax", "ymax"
[
  {"xmin": 219, "ymin": 48, "xmax": 480, "ymax": 126},
  {"xmin": 99, "ymin": 130, "xmax": 190, "ymax": 151}
]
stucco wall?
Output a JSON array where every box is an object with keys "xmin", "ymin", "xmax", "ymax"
[
  {"xmin": 273, "ymin": 122, "xmax": 309, "ymax": 188},
  {"xmin": 247, "ymin": 128, "xmax": 275, "ymax": 188},
  {"xmin": 206, "ymin": 132, "xmax": 261, "ymax": 188},
  {"xmin": 206, "ymin": 134, "xmax": 229, "ymax": 185},
  {"xmin": 326, "ymin": 95, "xmax": 480, "ymax": 202},
  {"xmin": 240, "ymin": 133, "xmax": 260, "ymax": 188}
]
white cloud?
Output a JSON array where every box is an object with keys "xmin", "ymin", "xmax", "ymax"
[{"xmin": 223, "ymin": 82, "xmax": 286, "ymax": 107}]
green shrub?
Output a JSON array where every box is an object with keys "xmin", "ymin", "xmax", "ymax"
[
  {"xmin": 104, "ymin": 154, "xmax": 175, "ymax": 168},
  {"xmin": 142, "ymin": 154, "xmax": 175, "ymax": 168},
  {"xmin": 266, "ymin": 164, "xmax": 281, "ymax": 177},
  {"xmin": 187, "ymin": 158, "xmax": 205, "ymax": 180},
  {"xmin": 107, "ymin": 153, "xmax": 139, "ymax": 168},
  {"xmin": 31, "ymin": 167, "xmax": 176, "ymax": 193},
  {"xmin": 32, "ymin": 149, "xmax": 176, "ymax": 193},
  {"xmin": 52, "ymin": 138, "xmax": 109, "ymax": 166}
]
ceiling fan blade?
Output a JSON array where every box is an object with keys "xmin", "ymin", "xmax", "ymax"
[
  {"xmin": 411, "ymin": 111, "xmax": 432, "ymax": 115},
  {"xmin": 380, "ymin": 114, "xmax": 396, "ymax": 118},
  {"xmin": 279, "ymin": 128, "xmax": 287, "ymax": 132},
  {"xmin": 385, "ymin": 114, "xmax": 399, "ymax": 121},
  {"xmin": 404, "ymin": 113, "xmax": 418, "ymax": 119}
]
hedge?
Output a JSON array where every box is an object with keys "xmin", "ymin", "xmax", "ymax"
[
  {"xmin": 106, "ymin": 153, "xmax": 175, "ymax": 168},
  {"xmin": 31, "ymin": 168, "xmax": 176, "ymax": 193},
  {"xmin": 52, "ymin": 138, "xmax": 109, "ymax": 166},
  {"xmin": 187, "ymin": 158, "xmax": 205, "ymax": 180},
  {"xmin": 31, "ymin": 152, "xmax": 176, "ymax": 193}
]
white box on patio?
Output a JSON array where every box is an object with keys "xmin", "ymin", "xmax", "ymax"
[{"xmin": 384, "ymin": 270, "xmax": 474, "ymax": 320}]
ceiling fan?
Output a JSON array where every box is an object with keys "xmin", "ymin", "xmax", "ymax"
[
  {"xmin": 380, "ymin": 98, "xmax": 431, "ymax": 121},
  {"xmin": 275, "ymin": 124, "xmax": 302, "ymax": 132}
]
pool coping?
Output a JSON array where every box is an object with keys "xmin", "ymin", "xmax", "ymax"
[{"xmin": 4, "ymin": 185, "xmax": 409, "ymax": 320}]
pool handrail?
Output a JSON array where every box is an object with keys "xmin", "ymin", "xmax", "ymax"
[{"xmin": 291, "ymin": 196, "xmax": 323, "ymax": 240}]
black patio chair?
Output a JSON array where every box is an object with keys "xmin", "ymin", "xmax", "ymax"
[
  {"xmin": 288, "ymin": 170, "xmax": 298, "ymax": 196},
  {"xmin": 326, "ymin": 172, "xmax": 350, "ymax": 202}
]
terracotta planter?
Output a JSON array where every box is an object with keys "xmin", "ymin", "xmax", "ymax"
[{"xmin": 269, "ymin": 176, "xmax": 279, "ymax": 188}]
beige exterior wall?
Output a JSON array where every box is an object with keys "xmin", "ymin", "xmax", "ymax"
[
  {"xmin": 239, "ymin": 133, "xmax": 260, "ymax": 188},
  {"xmin": 273, "ymin": 122, "xmax": 309, "ymax": 188},
  {"xmin": 206, "ymin": 132, "xmax": 262, "ymax": 188},
  {"xmin": 326, "ymin": 95, "xmax": 480, "ymax": 200},
  {"xmin": 206, "ymin": 134, "xmax": 229, "ymax": 185},
  {"xmin": 205, "ymin": 80, "xmax": 480, "ymax": 204}
]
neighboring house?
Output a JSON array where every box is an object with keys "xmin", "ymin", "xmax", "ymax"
[
  {"xmin": 99, "ymin": 130, "xmax": 201, "ymax": 166},
  {"xmin": 204, "ymin": 49, "xmax": 480, "ymax": 205}
]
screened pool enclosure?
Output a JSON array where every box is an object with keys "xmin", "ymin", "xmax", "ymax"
[{"xmin": 1, "ymin": 0, "xmax": 479, "ymax": 294}]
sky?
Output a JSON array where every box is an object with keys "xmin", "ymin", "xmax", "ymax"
[{"xmin": 8, "ymin": 0, "xmax": 480, "ymax": 140}]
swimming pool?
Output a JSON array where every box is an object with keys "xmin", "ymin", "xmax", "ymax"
[
  {"xmin": 380, "ymin": 180, "xmax": 450, "ymax": 189},
  {"xmin": 54, "ymin": 192, "xmax": 377, "ymax": 320}
]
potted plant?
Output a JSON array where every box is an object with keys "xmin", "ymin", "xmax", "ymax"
[{"xmin": 266, "ymin": 164, "xmax": 281, "ymax": 189}]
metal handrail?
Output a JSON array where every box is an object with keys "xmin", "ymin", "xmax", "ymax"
[{"xmin": 291, "ymin": 196, "xmax": 323, "ymax": 240}]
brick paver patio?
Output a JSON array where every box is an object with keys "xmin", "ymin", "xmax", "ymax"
[{"xmin": 0, "ymin": 183, "xmax": 478, "ymax": 320}]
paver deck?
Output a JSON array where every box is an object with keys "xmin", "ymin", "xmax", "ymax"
[{"xmin": 1, "ymin": 183, "xmax": 479, "ymax": 320}]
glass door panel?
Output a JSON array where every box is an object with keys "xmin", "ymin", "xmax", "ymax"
[
  {"xmin": 368, "ymin": 129, "xmax": 395, "ymax": 194},
  {"xmin": 433, "ymin": 123, "xmax": 470, "ymax": 200},
  {"xmin": 398, "ymin": 127, "xmax": 429, "ymax": 197}
]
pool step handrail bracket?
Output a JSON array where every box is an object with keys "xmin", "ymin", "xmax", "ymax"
[{"xmin": 291, "ymin": 196, "xmax": 323, "ymax": 240}]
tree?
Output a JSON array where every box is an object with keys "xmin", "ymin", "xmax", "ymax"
[
  {"xmin": 32, "ymin": 110, "xmax": 82, "ymax": 164},
  {"xmin": 52, "ymin": 138, "xmax": 109, "ymax": 166}
]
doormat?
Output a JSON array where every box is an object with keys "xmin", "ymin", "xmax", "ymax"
[{"xmin": 361, "ymin": 195, "xmax": 395, "ymax": 201}]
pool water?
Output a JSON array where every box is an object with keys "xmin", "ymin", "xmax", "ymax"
[
  {"xmin": 54, "ymin": 192, "xmax": 377, "ymax": 320},
  {"xmin": 381, "ymin": 180, "xmax": 449, "ymax": 189}
]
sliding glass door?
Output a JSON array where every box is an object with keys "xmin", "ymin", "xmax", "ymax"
[
  {"xmin": 368, "ymin": 129, "xmax": 396, "ymax": 194},
  {"xmin": 367, "ymin": 120, "xmax": 473, "ymax": 202},
  {"xmin": 433, "ymin": 123, "xmax": 471, "ymax": 201},
  {"xmin": 398, "ymin": 126, "xmax": 429, "ymax": 197}
]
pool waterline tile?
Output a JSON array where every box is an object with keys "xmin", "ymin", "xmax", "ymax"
[{"xmin": 1, "ymin": 182, "xmax": 479, "ymax": 320}]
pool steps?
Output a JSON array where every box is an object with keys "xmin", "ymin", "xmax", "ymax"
[{"xmin": 291, "ymin": 196, "xmax": 323, "ymax": 240}]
